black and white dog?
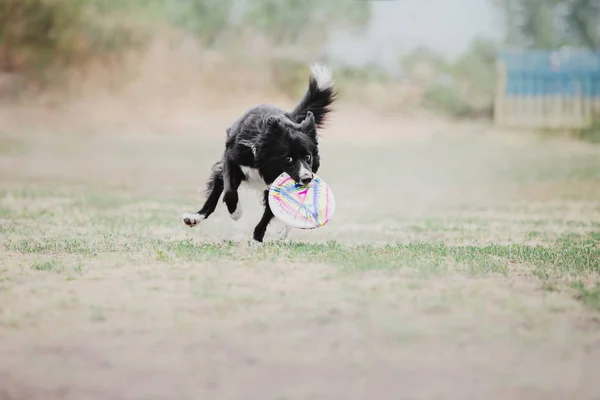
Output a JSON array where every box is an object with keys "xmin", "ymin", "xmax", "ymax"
[{"xmin": 182, "ymin": 63, "xmax": 336, "ymax": 244}]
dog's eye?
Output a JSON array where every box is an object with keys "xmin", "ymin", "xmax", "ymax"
[
  {"xmin": 305, "ymin": 155, "xmax": 312, "ymax": 162},
  {"xmin": 285, "ymin": 157, "xmax": 293, "ymax": 165}
]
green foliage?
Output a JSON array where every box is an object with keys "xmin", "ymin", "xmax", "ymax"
[
  {"xmin": 161, "ymin": 0, "xmax": 233, "ymax": 47},
  {"xmin": 491, "ymin": 0, "xmax": 600, "ymax": 50},
  {"xmin": 401, "ymin": 37, "xmax": 499, "ymax": 118},
  {"xmin": 451, "ymin": 36, "xmax": 499, "ymax": 98},
  {"xmin": 421, "ymin": 85, "xmax": 471, "ymax": 118},
  {"xmin": 564, "ymin": 0, "xmax": 600, "ymax": 50},
  {"xmin": 0, "ymin": 0, "xmax": 143, "ymax": 74},
  {"xmin": 0, "ymin": 0, "xmax": 372, "ymax": 80},
  {"xmin": 244, "ymin": 0, "xmax": 370, "ymax": 45},
  {"xmin": 575, "ymin": 117, "xmax": 600, "ymax": 144},
  {"xmin": 522, "ymin": 0, "xmax": 561, "ymax": 49}
]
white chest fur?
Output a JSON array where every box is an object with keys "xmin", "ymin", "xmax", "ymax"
[{"xmin": 240, "ymin": 166, "xmax": 269, "ymax": 192}]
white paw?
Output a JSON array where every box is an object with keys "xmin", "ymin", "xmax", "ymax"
[
  {"xmin": 182, "ymin": 213, "xmax": 205, "ymax": 227},
  {"xmin": 230, "ymin": 203, "xmax": 243, "ymax": 221},
  {"xmin": 249, "ymin": 239, "xmax": 263, "ymax": 248}
]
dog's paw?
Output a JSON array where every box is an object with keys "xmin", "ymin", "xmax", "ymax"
[
  {"xmin": 182, "ymin": 213, "xmax": 205, "ymax": 227},
  {"xmin": 229, "ymin": 203, "xmax": 243, "ymax": 221}
]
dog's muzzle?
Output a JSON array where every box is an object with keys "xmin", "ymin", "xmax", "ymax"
[{"xmin": 298, "ymin": 164, "xmax": 313, "ymax": 186}]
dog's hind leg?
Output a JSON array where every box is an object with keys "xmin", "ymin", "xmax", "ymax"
[
  {"xmin": 222, "ymin": 157, "xmax": 244, "ymax": 221},
  {"xmin": 182, "ymin": 161, "xmax": 224, "ymax": 227}
]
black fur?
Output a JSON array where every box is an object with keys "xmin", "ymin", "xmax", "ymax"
[{"xmin": 183, "ymin": 64, "xmax": 336, "ymax": 243}]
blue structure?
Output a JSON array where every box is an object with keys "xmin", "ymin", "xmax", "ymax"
[{"xmin": 499, "ymin": 50, "xmax": 600, "ymax": 98}]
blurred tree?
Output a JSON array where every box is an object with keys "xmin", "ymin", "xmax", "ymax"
[
  {"xmin": 0, "ymin": 0, "xmax": 140, "ymax": 73},
  {"xmin": 0, "ymin": 0, "xmax": 372, "ymax": 78},
  {"xmin": 401, "ymin": 36, "xmax": 499, "ymax": 118},
  {"xmin": 491, "ymin": 0, "xmax": 600, "ymax": 50},
  {"xmin": 161, "ymin": 0, "xmax": 233, "ymax": 47},
  {"xmin": 452, "ymin": 36, "xmax": 499, "ymax": 97},
  {"xmin": 565, "ymin": 0, "xmax": 600, "ymax": 50},
  {"xmin": 0, "ymin": 0, "xmax": 87, "ymax": 72},
  {"xmin": 243, "ymin": 0, "xmax": 371, "ymax": 45}
]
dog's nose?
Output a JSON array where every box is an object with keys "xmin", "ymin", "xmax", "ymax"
[{"xmin": 300, "ymin": 176, "xmax": 313, "ymax": 185}]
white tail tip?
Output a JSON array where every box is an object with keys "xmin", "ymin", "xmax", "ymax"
[{"xmin": 309, "ymin": 63, "xmax": 333, "ymax": 90}]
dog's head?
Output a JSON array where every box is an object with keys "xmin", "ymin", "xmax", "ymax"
[{"xmin": 259, "ymin": 112, "xmax": 320, "ymax": 186}]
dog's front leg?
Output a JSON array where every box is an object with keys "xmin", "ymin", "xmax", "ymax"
[
  {"xmin": 222, "ymin": 158, "xmax": 244, "ymax": 221},
  {"xmin": 252, "ymin": 190, "xmax": 274, "ymax": 245}
]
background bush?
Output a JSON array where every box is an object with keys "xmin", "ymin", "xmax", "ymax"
[{"xmin": 0, "ymin": 0, "xmax": 145, "ymax": 74}]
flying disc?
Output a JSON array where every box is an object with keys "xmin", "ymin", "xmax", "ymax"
[{"xmin": 268, "ymin": 172, "xmax": 336, "ymax": 229}]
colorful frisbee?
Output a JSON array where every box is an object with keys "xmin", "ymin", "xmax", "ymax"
[{"xmin": 268, "ymin": 172, "xmax": 336, "ymax": 229}]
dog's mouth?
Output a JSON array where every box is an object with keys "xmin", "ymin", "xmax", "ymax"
[
  {"xmin": 300, "ymin": 178, "xmax": 313, "ymax": 186},
  {"xmin": 293, "ymin": 177, "xmax": 314, "ymax": 188}
]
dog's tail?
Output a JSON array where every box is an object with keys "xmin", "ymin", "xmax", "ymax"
[{"xmin": 290, "ymin": 63, "xmax": 336, "ymax": 129}]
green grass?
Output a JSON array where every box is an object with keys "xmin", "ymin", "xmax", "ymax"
[
  {"xmin": 2, "ymin": 176, "xmax": 598, "ymax": 283},
  {"xmin": 32, "ymin": 259, "xmax": 63, "ymax": 272},
  {"xmin": 30, "ymin": 258, "xmax": 84, "ymax": 276},
  {"xmin": 575, "ymin": 117, "xmax": 600, "ymax": 144},
  {"xmin": 6, "ymin": 234, "xmax": 598, "ymax": 277},
  {"xmin": 1, "ymin": 135, "xmax": 600, "ymax": 317},
  {"xmin": 573, "ymin": 282, "xmax": 600, "ymax": 310}
]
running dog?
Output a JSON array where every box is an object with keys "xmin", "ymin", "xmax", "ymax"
[{"xmin": 182, "ymin": 63, "xmax": 336, "ymax": 244}]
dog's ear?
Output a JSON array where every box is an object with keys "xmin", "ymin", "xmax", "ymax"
[
  {"xmin": 264, "ymin": 116, "xmax": 283, "ymax": 138},
  {"xmin": 267, "ymin": 116, "xmax": 283, "ymax": 132},
  {"xmin": 299, "ymin": 111, "xmax": 315, "ymax": 130},
  {"xmin": 299, "ymin": 111, "xmax": 317, "ymax": 139}
]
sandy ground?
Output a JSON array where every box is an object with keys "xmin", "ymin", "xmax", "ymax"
[{"xmin": 1, "ymin": 103, "xmax": 600, "ymax": 399}]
